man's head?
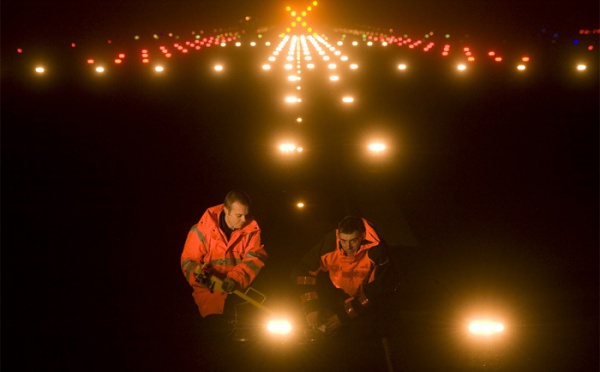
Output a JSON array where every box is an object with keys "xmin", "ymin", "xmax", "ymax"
[
  {"xmin": 337, "ymin": 216, "xmax": 366, "ymax": 257},
  {"xmin": 223, "ymin": 190, "xmax": 252, "ymax": 230}
]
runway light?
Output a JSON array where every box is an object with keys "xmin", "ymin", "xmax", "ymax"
[
  {"xmin": 35, "ymin": 66, "xmax": 45, "ymax": 74},
  {"xmin": 95, "ymin": 66, "xmax": 105, "ymax": 73},
  {"xmin": 468, "ymin": 320, "xmax": 505, "ymax": 336},
  {"xmin": 154, "ymin": 65, "xmax": 164, "ymax": 72},
  {"xmin": 397, "ymin": 64, "xmax": 407, "ymax": 70},
  {"xmin": 368, "ymin": 142, "xmax": 386, "ymax": 152},
  {"xmin": 285, "ymin": 96, "xmax": 300, "ymax": 103},
  {"xmin": 214, "ymin": 64, "xmax": 224, "ymax": 71},
  {"xmin": 342, "ymin": 96, "xmax": 354, "ymax": 103},
  {"xmin": 266, "ymin": 319, "xmax": 292, "ymax": 335},
  {"xmin": 279, "ymin": 143, "xmax": 297, "ymax": 153},
  {"xmin": 576, "ymin": 64, "xmax": 587, "ymax": 71},
  {"xmin": 296, "ymin": 202, "xmax": 305, "ymax": 208},
  {"xmin": 457, "ymin": 64, "xmax": 467, "ymax": 71},
  {"xmin": 517, "ymin": 64, "xmax": 526, "ymax": 71}
]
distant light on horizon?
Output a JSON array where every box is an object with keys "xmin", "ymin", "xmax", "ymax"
[
  {"xmin": 576, "ymin": 64, "xmax": 587, "ymax": 71},
  {"xmin": 35, "ymin": 66, "xmax": 45, "ymax": 74}
]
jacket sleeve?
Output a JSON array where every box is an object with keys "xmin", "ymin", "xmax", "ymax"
[
  {"xmin": 180, "ymin": 224, "xmax": 207, "ymax": 286},
  {"xmin": 292, "ymin": 231, "xmax": 337, "ymax": 315},
  {"xmin": 339, "ymin": 241, "xmax": 392, "ymax": 321},
  {"xmin": 226, "ymin": 229, "xmax": 267, "ymax": 290}
]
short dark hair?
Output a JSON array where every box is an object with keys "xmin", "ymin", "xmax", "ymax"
[
  {"xmin": 224, "ymin": 190, "xmax": 251, "ymax": 209},
  {"xmin": 337, "ymin": 216, "xmax": 365, "ymax": 234}
]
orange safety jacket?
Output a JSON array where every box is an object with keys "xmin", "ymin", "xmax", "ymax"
[
  {"xmin": 181, "ymin": 204, "xmax": 267, "ymax": 317},
  {"xmin": 294, "ymin": 218, "xmax": 391, "ymax": 322}
]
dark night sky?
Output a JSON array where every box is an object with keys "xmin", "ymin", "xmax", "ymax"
[
  {"xmin": 2, "ymin": 1, "xmax": 599, "ymax": 371},
  {"xmin": 3, "ymin": 0, "xmax": 598, "ymax": 41}
]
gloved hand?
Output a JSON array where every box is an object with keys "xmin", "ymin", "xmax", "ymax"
[
  {"xmin": 306, "ymin": 311, "xmax": 321, "ymax": 328},
  {"xmin": 221, "ymin": 277, "xmax": 237, "ymax": 294}
]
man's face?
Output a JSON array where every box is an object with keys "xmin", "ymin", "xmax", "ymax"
[
  {"xmin": 224, "ymin": 201, "xmax": 249, "ymax": 230},
  {"xmin": 338, "ymin": 231, "xmax": 365, "ymax": 257}
]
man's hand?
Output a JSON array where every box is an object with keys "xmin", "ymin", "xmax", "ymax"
[
  {"xmin": 324, "ymin": 314, "xmax": 342, "ymax": 334},
  {"xmin": 305, "ymin": 311, "xmax": 321, "ymax": 328},
  {"xmin": 221, "ymin": 277, "xmax": 237, "ymax": 294}
]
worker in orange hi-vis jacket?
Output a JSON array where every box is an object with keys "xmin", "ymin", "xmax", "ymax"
[
  {"xmin": 181, "ymin": 190, "xmax": 267, "ymax": 338},
  {"xmin": 292, "ymin": 215, "xmax": 393, "ymax": 337}
]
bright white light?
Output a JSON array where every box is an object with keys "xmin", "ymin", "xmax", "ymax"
[
  {"xmin": 468, "ymin": 320, "xmax": 505, "ymax": 336},
  {"xmin": 297, "ymin": 202, "xmax": 305, "ymax": 208},
  {"xmin": 288, "ymin": 75, "xmax": 300, "ymax": 82},
  {"xmin": 214, "ymin": 64, "xmax": 224, "ymax": 71},
  {"xmin": 350, "ymin": 63, "xmax": 358, "ymax": 70},
  {"xmin": 267, "ymin": 319, "xmax": 292, "ymax": 335},
  {"xmin": 35, "ymin": 66, "xmax": 45, "ymax": 74},
  {"xmin": 284, "ymin": 64, "xmax": 293, "ymax": 70},
  {"xmin": 95, "ymin": 66, "xmax": 105, "ymax": 73},
  {"xmin": 262, "ymin": 64, "xmax": 271, "ymax": 70},
  {"xmin": 285, "ymin": 96, "xmax": 300, "ymax": 103},
  {"xmin": 328, "ymin": 63, "xmax": 337, "ymax": 69},
  {"xmin": 397, "ymin": 64, "xmax": 407, "ymax": 70},
  {"xmin": 576, "ymin": 64, "xmax": 587, "ymax": 71},
  {"xmin": 368, "ymin": 142, "xmax": 386, "ymax": 152},
  {"xmin": 235, "ymin": 42, "xmax": 242, "ymax": 47},
  {"xmin": 517, "ymin": 64, "xmax": 526, "ymax": 71},
  {"xmin": 296, "ymin": 117, "xmax": 303, "ymax": 123},
  {"xmin": 154, "ymin": 65, "xmax": 164, "ymax": 72},
  {"xmin": 306, "ymin": 63, "xmax": 315, "ymax": 69},
  {"xmin": 250, "ymin": 42, "xmax": 257, "ymax": 47},
  {"xmin": 457, "ymin": 64, "xmax": 467, "ymax": 71},
  {"xmin": 342, "ymin": 96, "xmax": 354, "ymax": 103},
  {"xmin": 352, "ymin": 41, "xmax": 358, "ymax": 46},
  {"xmin": 329, "ymin": 75, "xmax": 339, "ymax": 81},
  {"xmin": 279, "ymin": 143, "xmax": 297, "ymax": 153}
]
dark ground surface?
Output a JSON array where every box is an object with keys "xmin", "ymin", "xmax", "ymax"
[{"xmin": 2, "ymin": 32, "xmax": 598, "ymax": 371}]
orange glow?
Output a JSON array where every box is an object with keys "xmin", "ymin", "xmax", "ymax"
[
  {"xmin": 522, "ymin": 56, "xmax": 530, "ymax": 62},
  {"xmin": 494, "ymin": 57, "xmax": 502, "ymax": 62},
  {"xmin": 488, "ymin": 51, "xmax": 496, "ymax": 56},
  {"xmin": 87, "ymin": 59, "xmax": 94, "ymax": 64},
  {"xmin": 114, "ymin": 59, "xmax": 122, "ymax": 64},
  {"xmin": 118, "ymin": 53, "xmax": 126, "ymax": 59}
]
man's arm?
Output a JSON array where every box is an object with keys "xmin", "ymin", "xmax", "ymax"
[
  {"xmin": 181, "ymin": 224, "xmax": 207, "ymax": 286},
  {"xmin": 226, "ymin": 227, "xmax": 267, "ymax": 290}
]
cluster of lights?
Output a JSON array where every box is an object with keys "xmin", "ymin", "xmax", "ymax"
[{"xmin": 283, "ymin": 2, "xmax": 318, "ymax": 36}]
